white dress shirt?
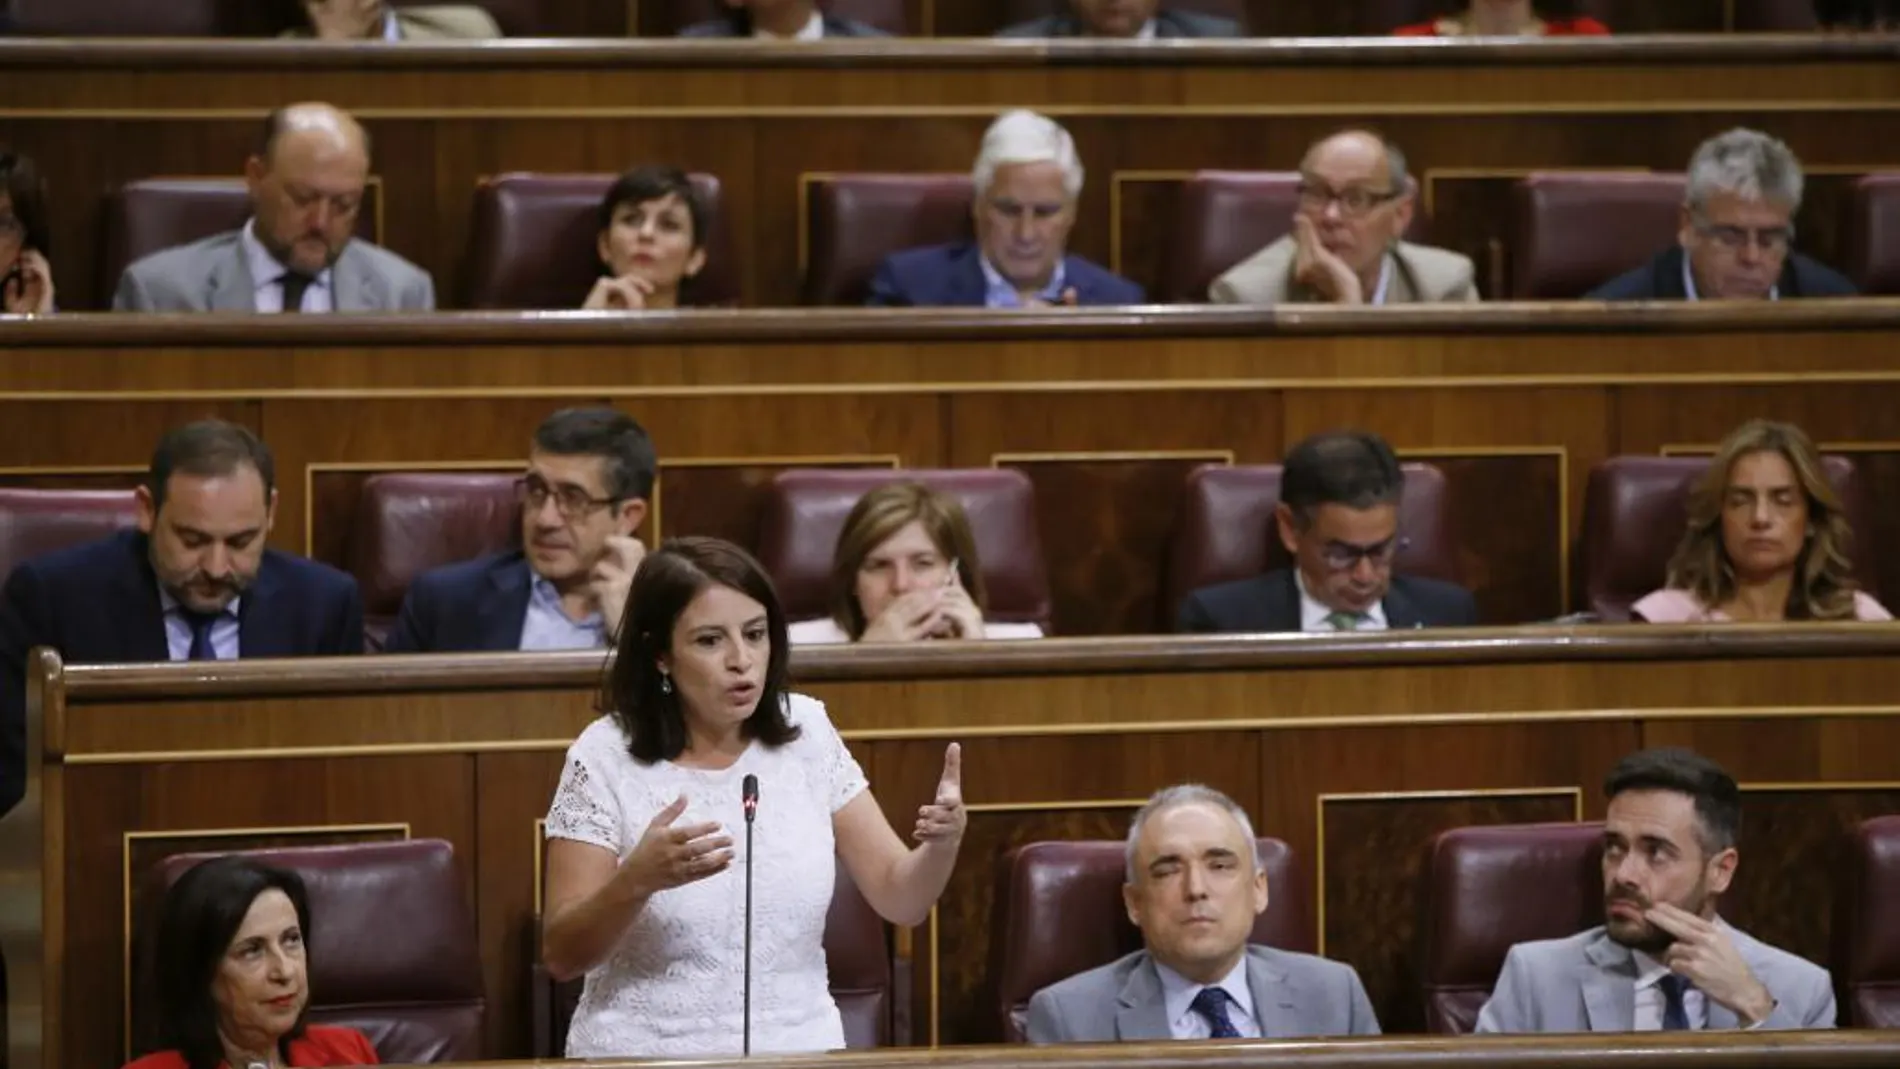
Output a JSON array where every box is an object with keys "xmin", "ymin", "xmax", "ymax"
[
  {"xmin": 1133, "ymin": 19, "xmax": 1158, "ymax": 39},
  {"xmin": 381, "ymin": 10, "xmax": 401, "ymax": 39},
  {"xmin": 756, "ymin": 11, "xmax": 825, "ymax": 39},
  {"xmin": 1632, "ymin": 949, "xmax": 1708, "ymax": 1031},
  {"xmin": 1296, "ymin": 569, "xmax": 1389, "ymax": 632},
  {"xmin": 239, "ymin": 220, "xmax": 335, "ymax": 313},
  {"xmin": 1155, "ymin": 957, "xmax": 1261, "ymax": 1039},
  {"xmin": 1369, "ymin": 255, "xmax": 1393, "ymax": 305},
  {"xmin": 158, "ymin": 587, "xmax": 242, "ymax": 661}
]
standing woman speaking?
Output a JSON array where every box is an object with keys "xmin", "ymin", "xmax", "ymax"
[{"xmin": 540, "ymin": 537, "xmax": 966, "ymax": 1057}]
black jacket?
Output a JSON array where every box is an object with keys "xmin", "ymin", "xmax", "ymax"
[
  {"xmin": 1177, "ymin": 568, "xmax": 1479, "ymax": 634},
  {"xmin": 1586, "ymin": 245, "xmax": 1857, "ymax": 301}
]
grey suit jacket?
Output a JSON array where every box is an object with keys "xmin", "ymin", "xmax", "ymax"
[
  {"xmin": 1210, "ymin": 235, "xmax": 1478, "ymax": 305},
  {"xmin": 281, "ymin": 5, "xmax": 502, "ymax": 39},
  {"xmin": 1026, "ymin": 945, "xmax": 1380, "ymax": 1044},
  {"xmin": 1475, "ymin": 924, "xmax": 1836, "ymax": 1033},
  {"xmin": 113, "ymin": 230, "xmax": 435, "ymax": 313},
  {"xmin": 998, "ymin": 10, "xmax": 1243, "ymax": 37}
]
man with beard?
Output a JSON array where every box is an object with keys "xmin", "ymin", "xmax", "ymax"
[
  {"xmin": 0, "ymin": 421, "xmax": 363, "ymax": 816},
  {"xmin": 114, "ymin": 103, "xmax": 434, "ymax": 312},
  {"xmin": 1476, "ymin": 748, "xmax": 1835, "ymax": 1032},
  {"xmin": 383, "ymin": 408, "xmax": 652, "ymax": 653},
  {"xmin": 1210, "ymin": 129, "xmax": 1478, "ymax": 306}
]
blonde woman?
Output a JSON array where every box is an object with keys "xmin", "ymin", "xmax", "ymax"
[
  {"xmin": 1632, "ymin": 420, "xmax": 1890, "ymax": 622},
  {"xmin": 787, "ymin": 482, "xmax": 1045, "ymax": 645}
]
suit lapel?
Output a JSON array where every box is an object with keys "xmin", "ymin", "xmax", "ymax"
[
  {"xmin": 1382, "ymin": 579, "xmax": 1425, "ymax": 630},
  {"xmin": 946, "ymin": 245, "xmax": 988, "ymax": 307},
  {"xmin": 332, "ymin": 245, "xmax": 381, "ymax": 312},
  {"xmin": 1113, "ymin": 956, "xmax": 1173, "ymax": 1041},
  {"xmin": 109, "ymin": 533, "xmax": 171, "ymax": 662},
  {"xmin": 1268, "ymin": 570, "xmax": 1305, "ymax": 632},
  {"xmin": 208, "ymin": 238, "xmax": 255, "ymax": 312},
  {"xmin": 480, "ymin": 556, "xmax": 534, "ymax": 651},
  {"xmin": 236, "ymin": 555, "xmax": 287, "ymax": 658},
  {"xmin": 1246, "ymin": 948, "xmax": 1300, "ymax": 1039},
  {"xmin": 1385, "ymin": 248, "xmax": 1425, "ymax": 303},
  {"xmin": 1582, "ymin": 931, "xmax": 1637, "ymax": 1032}
]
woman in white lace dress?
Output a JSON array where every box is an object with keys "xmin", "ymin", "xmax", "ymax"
[{"xmin": 541, "ymin": 536, "xmax": 965, "ymax": 1058}]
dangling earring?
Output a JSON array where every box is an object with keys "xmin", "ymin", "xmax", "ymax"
[{"xmin": 660, "ymin": 673, "xmax": 673, "ymax": 696}]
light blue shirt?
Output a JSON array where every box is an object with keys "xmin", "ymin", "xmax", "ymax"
[
  {"xmin": 518, "ymin": 573, "xmax": 608, "ymax": 652},
  {"xmin": 382, "ymin": 10, "xmax": 402, "ymax": 39},
  {"xmin": 980, "ymin": 254, "xmax": 1068, "ymax": 309},
  {"xmin": 1155, "ymin": 956, "xmax": 1261, "ymax": 1040},
  {"xmin": 159, "ymin": 587, "xmax": 241, "ymax": 662}
]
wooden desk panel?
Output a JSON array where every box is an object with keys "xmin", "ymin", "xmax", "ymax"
[
  {"xmin": 5, "ymin": 39, "xmax": 1900, "ymax": 309},
  {"xmin": 10, "ymin": 630, "xmax": 1900, "ymax": 1067},
  {"xmin": 6, "ymin": 306, "xmax": 1900, "ymax": 631}
]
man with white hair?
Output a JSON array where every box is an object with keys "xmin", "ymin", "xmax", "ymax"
[
  {"xmin": 1025, "ymin": 784, "xmax": 1379, "ymax": 1044},
  {"xmin": 1587, "ymin": 128, "xmax": 1855, "ymax": 301},
  {"xmin": 866, "ymin": 110, "xmax": 1144, "ymax": 308}
]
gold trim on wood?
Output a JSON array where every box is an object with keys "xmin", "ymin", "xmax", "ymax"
[
  {"xmin": 923, "ymin": 797, "xmax": 1147, "ymax": 1047},
  {"xmin": 1420, "ymin": 166, "xmax": 1651, "ymax": 219},
  {"xmin": 1107, "ymin": 170, "xmax": 1200, "ymax": 277},
  {"xmin": 0, "ymin": 465, "xmax": 146, "ymax": 476},
  {"xmin": 120, "ymin": 823, "xmax": 412, "ymax": 1059},
  {"xmin": 650, "ymin": 453, "xmax": 903, "ymax": 542},
  {"xmin": 992, "ymin": 449, "xmax": 1237, "ymax": 466},
  {"xmin": 1396, "ymin": 445, "xmax": 1570, "ymax": 615},
  {"xmin": 1312, "ymin": 787, "xmax": 1583, "ymax": 955},
  {"xmin": 300, "ymin": 459, "xmax": 519, "ymax": 558}
]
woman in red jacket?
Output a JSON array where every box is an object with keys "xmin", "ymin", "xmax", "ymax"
[
  {"xmin": 1394, "ymin": 0, "xmax": 1609, "ymax": 35},
  {"xmin": 125, "ymin": 857, "xmax": 379, "ymax": 1069}
]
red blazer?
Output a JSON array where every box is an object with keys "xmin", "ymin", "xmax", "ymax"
[
  {"xmin": 123, "ymin": 1026, "xmax": 380, "ymax": 1069},
  {"xmin": 1393, "ymin": 15, "xmax": 1611, "ymax": 34}
]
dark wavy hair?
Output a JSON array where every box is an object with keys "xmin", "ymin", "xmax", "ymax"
[
  {"xmin": 0, "ymin": 149, "xmax": 51, "ymax": 258},
  {"xmin": 603, "ymin": 536, "xmax": 800, "ymax": 763},
  {"xmin": 155, "ymin": 857, "xmax": 313, "ymax": 1069}
]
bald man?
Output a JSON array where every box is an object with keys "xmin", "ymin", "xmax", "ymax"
[
  {"xmin": 1211, "ymin": 129, "xmax": 1477, "ymax": 306},
  {"xmin": 115, "ymin": 103, "xmax": 434, "ymax": 313}
]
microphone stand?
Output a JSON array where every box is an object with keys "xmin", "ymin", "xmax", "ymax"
[{"xmin": 742, "ymin": 774, "xmax": 758, "ymax": 1056}]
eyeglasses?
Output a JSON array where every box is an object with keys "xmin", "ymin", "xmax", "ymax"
[
  {"xmin": 1296, "ymin": 181, "xmax": 1402, "ymax": 218},
  {"xmin": 1694, "ymin": 221, "xmax": 1795, "ymax": 253},
  {"xmin": 1318, "ymin": 535, "xmax": 1406, "ymax": 572},
  {"xmin": 514, "ymin": 476, "xmax": 621, "ymax": 519}
]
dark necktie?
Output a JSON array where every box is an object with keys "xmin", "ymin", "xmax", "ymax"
[
  {"xmin": 181, "ymin": 609, "xmax": 222, "ymax": 661},
  {"xmin": 1190, "ymin": 986, "xmax": 1242, "ymax": 1039},
  {"xmin": 278, "ymin": 271, "xmax": 315, "ymax": 313},
  {"xmin": 1658, "ymin": 973, "xmax": 1692, "ymax": 1031}
]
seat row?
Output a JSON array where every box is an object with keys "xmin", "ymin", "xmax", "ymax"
[
  {"xmin": 92, "ymin": 169, "xmax": 1900, "ymax": 312},
  {"xmin": 116, "ymin": 812, "xmax": 1900, "ymax": 1065},
  {"xmin": 0, "ymin": 454, "xmax": 1875, "ymax": 638}
]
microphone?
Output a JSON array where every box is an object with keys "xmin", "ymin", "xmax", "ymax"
[{"xmin": 741, "ymin": 774, "xmax": 759, "ymax": 1057}]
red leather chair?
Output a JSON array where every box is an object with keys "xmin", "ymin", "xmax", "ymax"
[
  {"xmin": 801, "ymin": 174, "xmax": 972, "ymax": 305},
  {"xmin": 1164, "ymin": 170, "xmax": 1429, "ymax": 303},
  {"xmin": 1844, "ymin": 174, "xmax": 1900, "ymax": 296},
  {"xmin": 1835, "ymin": 814, "xmax": 1900, "ymax": 1027},
  {"xmin": 991, "ymin": 838, "xmax": 1310, "ymax": 1042},
  {"xmin": 0, "ymin": 488, "xmax": 141, "ymax": 581},
  {"xmin": 998, "ymin": 0, "xmax": 1247, "ymax": 29},
  {"xmin": 1161, "ymin": 463, "xmax": 1459, "ymax": 631},
  {"xmin": 345, "ymin": 473, "xmax": 519, "ymax": 645},
  {"xmin": 102, "ymin": 179, "xmax": 379, "ymax": 303},
  {"xmin": 531, "ymin": 857, "xmax": 898, "ymax": 1054},
  {"xmin": 1365, "ymin": 0, "xmax": 1617, "ymax": 32},
  {"xmin": 462, "ymin": 172, "xmax": 737, "ymax": 310},
  {"xmin": 659, "ymin": 0, "xmax": 909, "ymax": 34},
  {"xmin": 1512, "ymin": 173, "xmax": 1686, "ymax": 298},
  {"xmin": 133, "ymin": 839, "xmax": 485, "ymax": 1063},
  {"xmin": 1419, "ymin": 822, "xmax": 1604, "ymax": 1034},
  {"xmin": 1572, "ymin": 455, "xmax": 1878, "ymax": 621},
  {"xmin": 753, "ymin": 468, "xmax": 1052, "ymax": 628}
]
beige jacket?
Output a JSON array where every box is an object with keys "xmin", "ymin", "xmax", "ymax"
[
  {"xmin": 282, "ymin": 5, "xmax": 502, "ymax": 40},
  {"xmin": 1210, "ymin": 235, "xmax": 1480, "ymax": 305}
]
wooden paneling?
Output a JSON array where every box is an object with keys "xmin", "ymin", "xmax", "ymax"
[{"xmin": 7, "ymin": 40, "xmax": 1900, "ymax": 308}]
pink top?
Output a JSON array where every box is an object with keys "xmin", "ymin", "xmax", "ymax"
[{"xmin": 1630, "ymin": 588, "xmax": 1893, "ymax": 623}]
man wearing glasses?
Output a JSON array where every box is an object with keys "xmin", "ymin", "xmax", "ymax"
[
  {"xmin": 1588, "ymin": 128, "xmax": 1855, "ymax": 301},
  {"xmin": 1177, "ymin": 431, "xmax": 1478, "ymax": 634},
  {"xmin": 1210, "ymin": 129, "xmax": 1478, "ymax": 306},
  {"xmin": 383, "ymin": 408, "xmax": 655, "ymax": 653}
]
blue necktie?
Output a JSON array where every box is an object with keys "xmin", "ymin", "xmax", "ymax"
[
  {"xmin": 1190, "ymin": 986, "xmax": 1241, "ymax": 1039},
  {"xmin": 181, "ymin": 609, "xmax": 222, "ymax": 661},
  {"xmin": 1658, "ymin": 973, "xmax": 1691, "ymax": 1031}
]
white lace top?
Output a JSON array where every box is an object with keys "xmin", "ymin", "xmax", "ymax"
[{"xmin": 544, "ymin": 693, "xmax": 870, "ymax": 1058}]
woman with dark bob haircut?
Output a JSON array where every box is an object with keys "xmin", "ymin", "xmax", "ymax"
[
  {"xmin": 541, "ymin": 536, "xmax": 967, "ymax": 1058},
  {"xmin": 126, "ymin": 856, "xmax": 378, "ymax": 1069},
  {"xmin": 0, "ymin": 149, "xmax": 55, "ymax": 315},
  {"xmin": 581, "ymin": 165, "xmax": 711, "ymax": 311}
]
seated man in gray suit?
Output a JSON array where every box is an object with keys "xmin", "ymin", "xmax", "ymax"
[
  {"xmin": 114, "ymin": 102, "xmax": 434, "ymax": 313},
  {"xmin": 1211, "ymin": 129, "xmax": 1477, "ymax": 305},
  {"xmin": 1026, "ymin": 785, "xmax": 1379, "ymax": 1043},
  {"xmin": 681, "ymin": 0, "xmax": 887, "ymax": 37},
  {"xmin": 1000, "ymin": 0, "xmax": 1242, "ymax": 37},
  {"xmin": 1477, "ymin": 748, "xmax": 1836, "ymax": 1033}
]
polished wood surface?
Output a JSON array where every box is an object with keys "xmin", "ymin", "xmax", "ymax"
[
  {"xmin": 5, "ymin": 38, "xmax": 1899, "ymax": 308},
  {"xmin": 11, "ymin": 628, "xmax": 1900, "ymax": 1067},
  {"xmin": 5, "ymin": 305, "xmax": 1900, "ymax": 632}
]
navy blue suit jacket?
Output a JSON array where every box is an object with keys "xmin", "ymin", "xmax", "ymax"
[
  {"xmin": 0, "ymin": 529, "xmax": 363, "ymax": 815},
  {"xmin": 1586, "ymin": 246, "xmax": 1857, "ymax": 301},
  {"xmin": 382, "ymin": 550, "xmax": 534, "ymax": 654},
  {"xmin": 865, "ymin": 242, "xmax": 1145, "ymax": 307},
  {"xmin": 1176, "ymin": 569, "xmax": 1479, "ymax": 634}
]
